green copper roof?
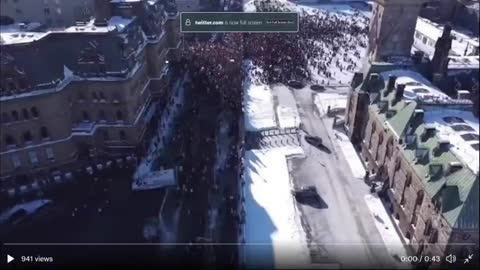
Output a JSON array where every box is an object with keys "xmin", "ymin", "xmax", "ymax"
[{"xmin": 365, "ymin": 68, "xmax": 479, "ymax": 230}]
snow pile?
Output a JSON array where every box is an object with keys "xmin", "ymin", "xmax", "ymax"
[
  {"xmin": 273, "ymin": 85, "xmax": 301, "ymax": 129},
  {"xmin": 243, "ymin": 61, "xmax": 277, "ymax": 131},
  {"xmin": 242, "ymin": 146, "xmax": 310, "ymax": 269},
  {"xmin": 313, "ymin": 92, "xmax": 348, "ymax": 116},
  {"xmin": 334, "ymin": 131, "xmax": 366, "ymax": 179},
  {"xmin": 364, "ymin": 194, "xmax": 409, "ymax": 269}
]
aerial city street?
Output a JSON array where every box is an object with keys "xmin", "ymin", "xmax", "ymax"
[{"xmin": 0, "ymin": 0, "xmax": 478, "ymax": 269}]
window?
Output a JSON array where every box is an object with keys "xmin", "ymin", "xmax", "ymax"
[
  {"xmin": 2, "ymin": 112, "xmax": 10, "ymax": 123},
  {"xmin": 5, "ymin": 135, "xmax": 15, "ymax": 146},
  {"xmin": 461, "ymin": 133, "xmax": 479, "ymax": 141},
  {"xmin": 23, "ymin": 131, "xmax": 33, "ymax": 143},
  {"xmin": 415, "ymin": 31, "xmax": 421, "ymax": 39},
  {"xmin": 98, "ymin": 110, "xmax": 106, "ymax": 121},
  {"xmin": 78, "ymin": 92, "xmax": 85, "ymax": 101},
  {"xmin": 82, "ymin": 111, "xmax": 90, "ymax": 122},
  {"xmin": 22, "ymin": 108, "xmax": 30, "ymax": 119},
  {"xmin": 405, "ymin": 173, "xmax": 412, "ymax": 187},
  {"xmin": 12, "ymin": 155, "xmax": 21, "ymax": 169},
  {"xmin": 40, "ymin": 126, "xmax": 49, "ymax": 139},
  {"xmin": 411, "ymin": 214, "xmax": 418, "ymax": 226},
  {"xmin": 29, "ymin": 151, "xmax": 39, "ymax": 164},
  {"xmin": 443, "ymin": 116, "xmax": 465, "ymax": 124},
  {"xmin": 12, "ymin": 111, "xmax": 19, "ymax": 121},
  {"xmin": 103, "ymin": 130, "xmax": 109, "ymax": 140},
  {"xmin": 15, "ymin": 8, "xmax": 22, "ymax": 14},
  {"xmin": 31, "ymin": 107, "xmax": 39, "ymax": 118},
  {"xmin": 451, "ymin": 124, "xmax": 475, "ymax": 132},
  {"xmin": 471, "ymin": 143, "xmax": 479, "ymax": 151},
  {"xmin": 422, "ymin": 36, "xmax": 427, "ymax": 44},
  {"xmin": 99, "ymin": 92, "xmax": 106, "ymax": 101},
  {"xmin": 424, "ymin": 219, "xmax": 432, "ymax": 236},
  {"xmin": 92, "ymin": 92, "xmax": 98, "ymax": 101},
  {"xmin": 386, "ymin": 138, "xmax": 394, "ymax": 158},
  {"xmin": 119, "ymin": 130, "xmax": 126, "ymax": 140},
  {"xmin": 45, "ymin": 147, "xmax": 54, "ymax": 160},
  {"xmin": 429, "ymin": 229, "xmax": 438, "ymax": 243},
  {"xmin": 416, "ymin": 190, "xmax": 424, "ymax": 206},
  {"xmin": 44, "ymin": 7, "xmax": 50, "ymax": 15},
  {"xmin": 116, "ymin": 110, "xmax": 124, "ymax": 121}
]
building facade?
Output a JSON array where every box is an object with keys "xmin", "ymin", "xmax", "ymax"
[
  {"xmin": 368, "ymin": 0, "xmax": 424, "ymax": 62},
  {"xmin": 0, "ymin": 0, "xmax": 94, "ymax": 27},
  {"xmin": 345, "ymin": 67, "xmax": 479, "ymax": 268},
  {"xmin": 0, "ymin": 0, "xmax": 181, "ymax": 183}
]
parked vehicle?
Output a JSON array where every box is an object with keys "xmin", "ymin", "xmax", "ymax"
[{"xmin": 305, "ymin": 135, "xmax": 323, "ymax": 147}]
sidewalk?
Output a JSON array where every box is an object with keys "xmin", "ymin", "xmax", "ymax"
[{"xmin": 364, "ymin": 194, "xmax": 411, "ymax": 269}]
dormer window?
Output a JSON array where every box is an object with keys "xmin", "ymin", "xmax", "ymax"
[{"xmin": 31, "ymin": 107, "xmax": 39, "ymax": 118}]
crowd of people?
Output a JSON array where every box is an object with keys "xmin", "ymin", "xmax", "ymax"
[{"xmin": 245, "ymin": 0, "xmax": 369, "ymax": 85}]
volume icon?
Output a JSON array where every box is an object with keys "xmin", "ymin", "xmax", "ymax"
[{"xmin": 446, "ymin": 254, "xmax": 456, "ymax": 264}]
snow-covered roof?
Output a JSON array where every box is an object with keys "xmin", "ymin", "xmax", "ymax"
[
  {"xmin": 448, "ymin": 55, "xmax": 480, "ymax": 70},
  {"xmin": 111, "ymin": 0, "xmax": 141, "ymax": 3},
  {"xmin": 64, "ymin": 16, "xmax": 134, "ymax": 33},
  {"xmin": 379, "ymin": 69, "xmax": 452, "ymax": 103},
  {"xmin": 0, "ymin": 199, "xmax": 52, "ymax": 224},
  {"xmin": 423, "ymin": 107, "xmax": 479, "ymax": 174},
  {"xmin": 415, "ymin": 17, "xmax": 478, "ymax": 56},
  {"xmin": 0, "ymin": 23, "xmax": 48, "ymax": 45}
]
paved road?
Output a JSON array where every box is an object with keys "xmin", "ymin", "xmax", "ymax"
[{"xmin": 289, "ymin": 85, "xmax": 398, "ymax": 269}]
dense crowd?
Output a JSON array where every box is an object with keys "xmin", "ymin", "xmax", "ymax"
[{"xmin": 245, "ymin": 0, "xmax": 369, "ymax": 85}]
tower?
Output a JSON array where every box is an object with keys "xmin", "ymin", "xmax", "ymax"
[
  {"xmin": 430, "ymin": 24, "xmax": 453, "ymax": 78},
  {"xmin": 368, "ymin": 0, "xmax": 425, "ymax": 62}
]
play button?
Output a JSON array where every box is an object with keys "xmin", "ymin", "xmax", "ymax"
[{"xmin": 7, "ymin": 254, "xmax": 14, "ymax": 264}]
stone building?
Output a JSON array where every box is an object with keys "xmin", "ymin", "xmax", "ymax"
[
  {"xmin": 368, "ymin": 0, "xmax": 424, "ymax": 62},
  {"xmin": 0, "ymin": 0, "xmax": 181, "ymax": 185},
  {"xmin": 0, "ymin": 0, "xmax": 94, "ymax": 28},
  {"xmin": 420, "ymin": 0, "xmax": 479, "ymax": 35},
  {"xmin": 345, "ymin": 67, "xmax": 479, "ymax": 267}
]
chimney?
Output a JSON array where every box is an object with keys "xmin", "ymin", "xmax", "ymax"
[
  {"xmin": 421, "ymin": 124, "xmax": 436, "ymax": 142},
  {"xmin": 434, "ymin": 139, "xmax": 450, "ymax": 156},
  {"xmin": 368, "ymin": 73, "xmax": 380, "ymax": 91},
  {"xmin": 447, "ymin": 161, "xmax": 463, "ymax": 174},
  {"xmin": 413, "ymin": 109, "xmax": 424, "ymax": 126},
  {"xmin": 387, "ymin": 75, "xmax": 397, "ymax": 92},
  {"xmin": 412, "ymin": 51, "xmax": 424, "ymax": 65},
  {"xmin": 94, "ymin": 0, "xmax": 111, "ymax": 26},
  {"xmin": 432, "ymin": 73, "xmax": 443, "ymax": 86},
  {"xmin": 351, "ymin": 72, "xmax": 363, "ymax": 89},
  {"xmin": 395, "ymin": 84, "xmax": 406, "ymax": 101},
  {"xmin": 442, "ymin": 23, "xmax": 452, "ymax": 38}
]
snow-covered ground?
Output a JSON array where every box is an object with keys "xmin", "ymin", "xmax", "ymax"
[
  {"xmin": 313, "ymin": 92, "xmax": 348, "ymax": 117},
  {"xmin": 272, "ymin": 85, "xmax": 301, "ymax": 129},
  {"xmin": 334, "ymin": 131, "xmax": 367, "ymax": 179},
  {"xmin": 243, "ymin": 61, "xmax": 277, "ymax": 131},
  {"xmin": 364, "ymin": 194, "xmax": 410, "ymax": 269},
  {"xmin": 134, "ymin": 76, "xmax": 187, "ymax": 180},
  {"xmin": 242, "ymin": 146, "xmax": 310, "ymax": 269}
]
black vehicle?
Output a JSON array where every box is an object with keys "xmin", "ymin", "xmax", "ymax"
[
  {"xmin": 305, "ymin": 135, "xmax": 323, "ymax": 147},
  {"xmin": 310, "ymin": 85, "xmax": 325, "ymax": 92},
  {"xmin": 288, "ymin": 80, "xmax": 305, "ymax": 89},
  {"xmin": 291, "ymin": 185, "xmax": 327, "ymax": 209},
  {"xmin": 291, "ymin": 185, "xmax": 318, "ymax": 198}
]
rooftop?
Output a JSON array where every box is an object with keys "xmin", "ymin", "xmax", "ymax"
[
  {"xmin": 415, "ymin": 17, "xmax": 479, "ymax": 56},
  {"xmin": 448, "ymin": 55, "xmax": 480, "ymax": 70},
  {"xmin": 366, "ymin": 69, "xmax": 479, "ymax": 230},
  {"xmin": 0, "ymin": 17, "xmax": 135, "ymax": 45},
  {"xmin": 0, "ymin": 23, "xmax": 47, "ymax": 45}
]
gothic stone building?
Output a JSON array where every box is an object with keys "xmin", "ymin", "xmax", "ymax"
[
  {"xmin": 0, "ymin": 0, "xmax": 181, "ymax": 182},
  {"xmin": 345, "ymin": 66, "xmax": 479, "ymax": 268}
]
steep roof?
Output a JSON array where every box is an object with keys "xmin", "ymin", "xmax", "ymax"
[{"xmin": 363, "ymin": 68, "xmax": 479, "ymax": 230}]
